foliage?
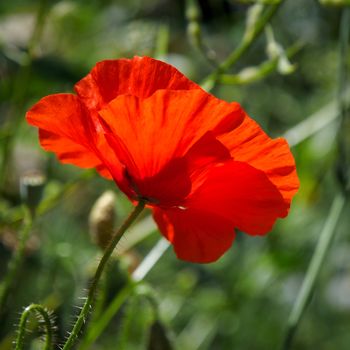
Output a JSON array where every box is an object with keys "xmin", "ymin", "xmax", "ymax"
[{"xmin": 0, "ymin": 0, "xmax": 349, "ymax": 349}]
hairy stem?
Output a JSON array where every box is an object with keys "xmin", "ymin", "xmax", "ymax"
[
  {"xmin": 78, "ymin": 238, "xmax": 170, "ymax": 349},
  {"xmin": 62, "ymin": 200, "xmax": 146, "ymax": 350},
  {"xmin": 15, "ymin": 303, "xmax": 53, "ymax": 350},
  {"xmin": 78, "ymin": 282, "xmax": 136, "ymax": 350}
]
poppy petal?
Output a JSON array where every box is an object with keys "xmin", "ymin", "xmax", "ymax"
[
  {"xmin": 74, "ymin": 56, "xmax": 201, "ymax": 111},
  {"xmin": 153, "ymin": 160, "xmax": 288, "ymax": 262},
  {"xmin": 183, "ymin": 132, "xmax": 231, "ymax": 194},
  {"xmin": 105, "ymin": 132, "xmax": 192, "ymax": 205},
  {"xmin": 187, "ymin": 160, "xmax": 289, "ymax": 235},
  {"xmin": 218, "ymin": 114, "xmax": 299, "ymax": 203},
  {"xmin": 104, "ymin": 131, "xmax": 231, "ymax": 206},
  {"xmin": 26, "ymin": 93, "xmax": 112, "ymax": 178},
  {"xmin": 153, "ymin": 207, "xmax": 235, "ymax": 263},
  {"xmin": 38, "ymin": 129, "xmax": 100, "ymax": 168},
  {"xmin": 99, "ymin": 89, "xmax": 243, "ymax": 181}
]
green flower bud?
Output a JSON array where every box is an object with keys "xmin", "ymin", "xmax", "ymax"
[
  {"xmin": 89, "ymin": 191, "xmax": 116, "ymax": 249},
  {"xmin": 19, "ymin": 172, "xmax": 46, "ymax": 214}
]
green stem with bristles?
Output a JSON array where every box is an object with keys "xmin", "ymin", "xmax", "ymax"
[
  {"xmin": 15, "ymin": 303, "xmax": 53, "ymax": 350},
  {"xmin": 62, "ymin": 200, "xmax": 146, "ymax": 350}
]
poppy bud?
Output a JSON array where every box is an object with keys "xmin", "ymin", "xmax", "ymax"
[
  {"xmin": 89, "ymin": 191, "xmax": 116, "ymax": 249},
  {"xmin": 19, "ymin": 172, "xmax": 45, "ymax": 215}
]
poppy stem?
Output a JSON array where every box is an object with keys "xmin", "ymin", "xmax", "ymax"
[
  {"xmin": 336, "ymin": 6, "xmax": 350, "ymax": 192},
  {"xmin": 0, "ymin": 0, "xmax": 48, "ymax": 190},
  {"xmin": 79, "ymin": 238, "xmax": 170, "ymax": 349},
  {"xmin": 78, "ymin": 282, "xmax": 136, "ymax": 350},
  {"xmin": 61, "ymin": 200, "xmax": 146, "ymax": 350},
  {"xmin": 281, "ymin": 194, "xmax": 346, "ymax": 350},
  {"xmin": 15, "ymin": 303, "xmax": 53, "ymax": 350},
  {"xmin": 0, "ymin": 206, "xmax": 33, "ymax": 316}
]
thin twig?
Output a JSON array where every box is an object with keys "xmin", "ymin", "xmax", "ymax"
[
  {"xmin": 185, "ymin": 0, "xmax": 218, "ymax": 67},
  {"xmin": 0, "ymin": 0, "xmax": 48, "ymax": 189},
  {"xmin": 219, "ymin": 42, "xmax": 302, "ymax": 85},
  {"xmin": 0, "ymin": 207, "xmax": 33, "ymax": 315},
  {"xmin": 201, "ymin": 1, "xmax": 284, "ymax": 91},
  {"xmin": 336, "ymin": 7, "xmax": 350, "ymax": 192},
  {"xmin": 281, "ymin": 194, "xmax": 345, "ymax": 349},
  {"xmin": 132, "ymin": 238, "xmax": 170, "ymax": 282},
  {"xmin": 282, "ymin": 8, "xmax": 350, "ymax": 348}
]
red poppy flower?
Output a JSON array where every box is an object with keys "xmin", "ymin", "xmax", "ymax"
[{"xmin": 26, "ymin": 56, "xmax": 299, "ymax": 263}]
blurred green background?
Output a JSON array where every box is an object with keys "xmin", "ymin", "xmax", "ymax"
[{"xmin": 0, "ymin": 0, "xmax": 350, "ymax": 349}]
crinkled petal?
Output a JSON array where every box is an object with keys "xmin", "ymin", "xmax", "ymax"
[
  {"xmin": 187, "ymin": 160, "xmax": 289, "ymax": 235},
  {"xmin": 104, "ymin": 131, "xmax": 231, "ymax": 206},
  {"xmin": 105, "ymin": 133, "xmax": 191, "ymax": 205},
  {"xmin": 38, "ymin": 129, "xmax": 100, "ymax": 168},
  {"xmin": 184, "ymin": 132, "xmax": 231, "ymax": 194},
  {"xmin": 99, "ymin": 89, "xmax": 243, "ymax": 181},
  {"xmin": 153, "ymin": 207, "xmax": 235, "ymax": 263},
  {"xmin": 218, "ymin": 113, "xmax": 299, "ymax": 203},
  {"xmin": 74, "ymin": 56, "xmax": 201, "ymax": 111},
  {"xmin": 26, "ymin": 93, "xmax": 113, "ymax": 178},
  {"xmin": 153, "ymin": 160, "xmax": 288, "ymax": 263}
]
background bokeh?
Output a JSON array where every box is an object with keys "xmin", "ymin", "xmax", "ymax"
[{"xmin": 0, "ymin": 0, "xmax": 350, "ymax": 349}]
